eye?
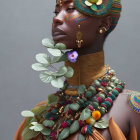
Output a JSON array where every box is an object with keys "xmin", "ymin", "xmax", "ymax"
[{"xmin": 67, "ymin": 7, "xmax": 75, "ymax": 12}]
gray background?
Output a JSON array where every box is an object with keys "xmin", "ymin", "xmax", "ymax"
[{"xmin": 0, "ymin": 0, "xmax": 140, "ymax": 139}]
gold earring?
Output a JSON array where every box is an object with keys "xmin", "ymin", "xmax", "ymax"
[
  {"xmin": 76, "ymin": 24, "xmax": 83, "ymax": 48},
  {"xmin": 99, "ymin": 29, "xmax": 103, "ymax": 34},
  {"xmin": 99, "ymin": 27, "xmax": 107, "ymax": 34}
]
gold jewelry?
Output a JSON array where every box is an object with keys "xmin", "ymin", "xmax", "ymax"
[
  {"xmin": 99, "ymin": 27, "xmax": 107, "ymax": 34},
  {"xmin": 99, "ymin": 29, "xmax": 103, "ymax": 34},
  {"xmin": 58, "ymin": 0, "xmax": 62, "ymax": 7},
  {"xmin": 76, "ymin": 24, "xmax": 83, "ymax": 48}
]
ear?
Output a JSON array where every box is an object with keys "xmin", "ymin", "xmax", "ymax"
[{"xmin": 99, "ymin": 15, "xmax": 112, "ymax": 32}]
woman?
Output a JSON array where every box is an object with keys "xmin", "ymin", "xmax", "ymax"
[{"xmin": 14, "ymin": 0, "xmax": 140, "ymax": 139}]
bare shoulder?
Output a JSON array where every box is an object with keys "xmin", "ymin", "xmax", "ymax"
[{"xmin": 123, "ymin": 89, "xmax": 140, "ymax": 139}]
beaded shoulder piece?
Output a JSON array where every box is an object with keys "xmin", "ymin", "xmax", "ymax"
[
  {"xmin": 21, "ymin": 67, "xmax": 125, "ymax": 140},
  {"xmin": 127, "ymin": 90, "xmax": 140, "ymax": 114}
]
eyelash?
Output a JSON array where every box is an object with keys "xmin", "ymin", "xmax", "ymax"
[{"xmin": 53, "ymin": 7, "xmax": 75, "ymax": 15}]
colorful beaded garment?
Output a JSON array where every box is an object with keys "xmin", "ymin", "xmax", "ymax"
[
  {"xmin": 128, "ymin": 90, "xmax": 140, "ymax": 114},
  {"xmin": 21, "ymin": 67, "xmax": 125, "ymax": 140}
]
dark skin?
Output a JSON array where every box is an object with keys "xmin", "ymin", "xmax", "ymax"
[{"xmin": 52, "ymin": 0, "xmax": 140, "ymax": 139}]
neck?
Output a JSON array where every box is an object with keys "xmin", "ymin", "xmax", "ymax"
[{"xmin": 64, "ymin": 51, "xmax": 109, "ymax": 95}]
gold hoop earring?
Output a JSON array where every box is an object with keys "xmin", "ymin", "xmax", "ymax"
[{"xmin": 76, "ymin": 24, "xmax": 83, "ymax": 48}]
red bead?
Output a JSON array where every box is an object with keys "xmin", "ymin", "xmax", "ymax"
[
  {"xmin": 97, "ymin": 96, "xmax": 102, "ymax": 104},
  {"xmin": 105, "ymin": 98, "xmax": 113, "ymax": 105},
  {"xmin": 115, "ymin": 88, "xmax": 121, "ymax": 92}
]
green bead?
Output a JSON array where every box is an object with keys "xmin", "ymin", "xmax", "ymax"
[
  {"xmin": 109, "ymin": 69, "xmax": 115, "ymax": 75},
  {"xmin": 111, "ymin": 76, "xmax": 116, "ymax": 82},
  {"xmin": 85, "ymin": 101, "xmax": 92, "ymax": 106},
  {"xmin": 70, "ymin": 103, "xmax": 80, "ymax": 111},
  {"xmin": 106, "ymin": 86, "xmax": 112, "ymax": 92},
  {"xmin": 92, "ymin": 102, "xmax": 99, "ymax": 109},
  {"xmin": 109, "ymin": 82, "xmax": 115, "ymax": 88},
  {"xmin": 51, "ymin": 108, "xmax": 58, "ymax": 114},
  {"xmin": 103, "ymin": 77, "xmax": 109, "ymax": 83},
  {"xmin": 99, "ymin": 107, "xmax": 106, "ymax": 115},
  {"xmin": 67, "ymin": 119, "xmax": 73, "ymax": 126},
  {"xmin": 98, "ymin": 92, "xmax": 106, "ymax": 100},
  {"xmin": 109, "ymin": 94, "xmax": 116, "ymax": 101},
  {"xmin": 89, "ymin": 117, "xmax": 96, "ymax": 126},
  {"xmin": 114, "ymin": 79, "xmax": 119, "ymax": 85},
  {"xmin": 112, "ymin": 89, "xmax": 119, "ymax": 97},
  {"xmin": 85, "ymin": 91, "xmax": 93, "ymax": 98},
  {"xmin": 94, "ymin": 80, "xmax": 101, "ymax": 87},
  {"xmin": 101, "ymin": 101, "xmax": 111, "ymax": 110},
  {"xmin": 116, "ymin": 85, "xmax": 123, "ymax": 91},
  {"xmin": 89, "ymin": 86, "xmax": 97, "ymax": 94}
]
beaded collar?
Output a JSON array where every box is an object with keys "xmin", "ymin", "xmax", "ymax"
[{"xmin": 21, "ymin": 66, "xmax": 125, "ymax": 140}]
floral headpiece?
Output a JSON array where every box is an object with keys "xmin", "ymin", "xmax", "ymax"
[{"xmin": 74, "ymin": 0, "xmax": 122, "ymax": 34}]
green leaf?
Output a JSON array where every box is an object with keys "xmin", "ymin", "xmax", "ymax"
[
  {"xmin": 32, "ymin": 63, "xmax": 48, "ymax": 71},
  {"xmin": 54, "ymin": 66, "xmax": 67, "ymax": 76},
  {"xmin": 48, "ymin": 94, "xmax": 59, "ymax": 104},
  {"xmin": 41, "ymin": 128, "xmax": 51, "ymax": 135},
  {"xmin": 22, "ymin": 126, "xmax": 39, "ymax": 140},
  {"xmin": 31, "ymin": 106, "xmax": 47, "ymax": 116},
  {"xmin": 79, "ymin": 108, "xmax": 91, "ymax": 121},
  {"xmin": 47, "ymin": 48, "xmax": 62, "ymax": 56},
  {"xmin": 78, "ymin": 85, "xmax": 86, "ymax": 94},
  {"xmin": 69, "ymin": 120, "xmax": 80, "ymax": 134},
  {"xmin": 94, "ymin": 118, "xmax": 109, "ymax": 129},
  {"xmin": 42, "ymin": 38, "xmax": 54, "ymax": 48},
  {"xmin": 21, "ymin": 110, "xmax": 34, "ymax": 117},
  {"xmin": 30, "ymin": 122, "xmax": 44, "ymax": 131},
  {"xmin": 51, "ymin": 78, "xmax": 64, "ymax": 88},
  {"xmin": 51, "ymin": 56, "xmax": 62, "ymax": 63},
  {"xmin": 64, "ymin": 104, "xmax": 70, "ymax": 112},
  {"xmin": 64, "ymin": 66, "xmax": 74, "ymax": 78},
  {"xmin": 58, "ymin": 127, "xmax": 70, "ymax": 140},
  {"xmin": 36, "ymin": 53, "xmax": 51, "ymax": 64},
  {"xmin": 55, "ymin": 43, "xmax": 66, "ymax": 50},
  {"xmin": 57, "ymin": 53, "xmax": 68, "ymax": 62},
  {"xmin": 43, "ymin": 120, "xmax": 55, "ymax": 127},
  {"xmin": 77, "ymin": 133, "xmax": 85, "ymax": 140},
  {"xmin": 40, "ymin": 72, "xmax": 55, "ymax": 83}
]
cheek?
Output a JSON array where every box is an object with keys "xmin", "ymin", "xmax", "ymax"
[
  {"xmin": 64, "ymin": 11, "xmax": 89, "ymax": 28},
  {"xmin": 81, "ymin": 18, "xmax": 99, "ymax": 45}
]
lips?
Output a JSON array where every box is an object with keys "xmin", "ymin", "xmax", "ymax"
[{"xmin": 52, "ymin": 28, "xmax": 67, "ymax": 40}]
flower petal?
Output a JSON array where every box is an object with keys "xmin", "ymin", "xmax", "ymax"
[
  {"xmin": 96, "ymin": 0, "xmax": 103, "ymax": 5},
  {"xmin": 91, "ymin": 4, "xmax": 98, "ymax": 11},
  {"xmin": 85, "ymin": 0, "xmax": 92, "ymax": 6}
]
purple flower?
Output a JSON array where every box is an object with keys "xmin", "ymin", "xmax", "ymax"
[{"xmin": 67, "ymin": 51, "xmax": 78, "ymax": 63}]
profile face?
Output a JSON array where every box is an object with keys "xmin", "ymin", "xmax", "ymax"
[{"xmin": 52, "ymin": 0, "xmax": 102, "ymax": 49}]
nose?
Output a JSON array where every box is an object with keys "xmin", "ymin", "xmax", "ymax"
[{"xmin": 53, "ymin": 10, "xmax": 64, "ymax": 26}]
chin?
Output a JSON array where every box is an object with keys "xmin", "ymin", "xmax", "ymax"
[{"xmin": 53, "ymin": 37, "xmax": 75, "ymax": 49}]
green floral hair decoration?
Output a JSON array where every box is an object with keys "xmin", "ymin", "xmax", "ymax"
[{"xmin": 74, "ymin": 0, "xmax": 122, "ymax": 35}]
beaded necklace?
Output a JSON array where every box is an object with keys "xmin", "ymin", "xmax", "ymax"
[{"xmin": 21, "ymin": 66, "xmax": 125, "ymax": 140}]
